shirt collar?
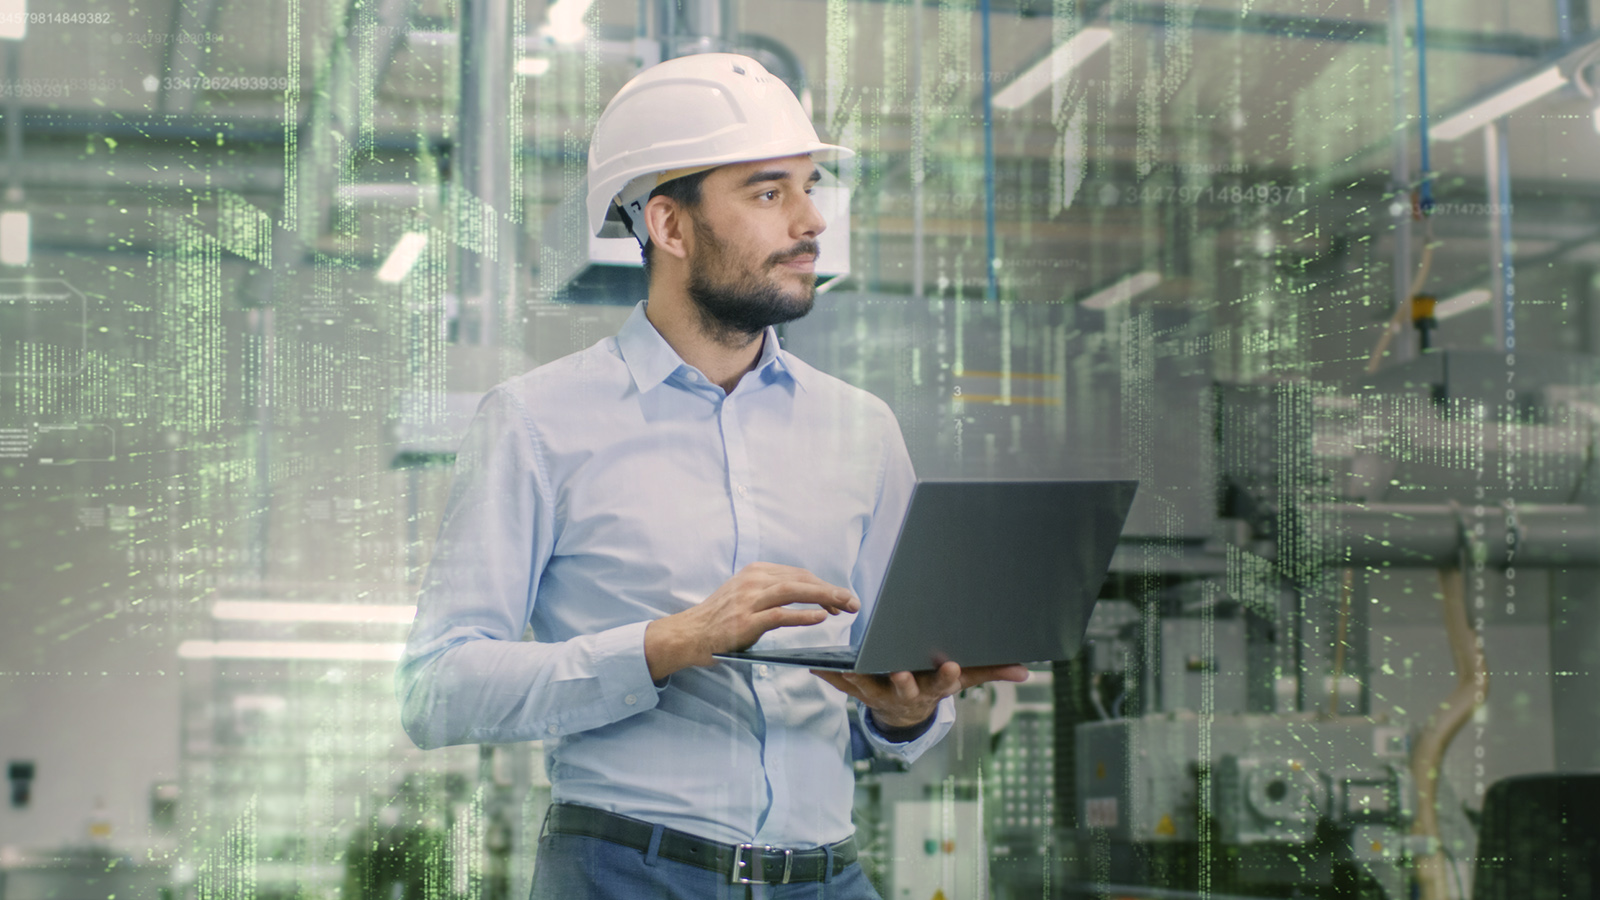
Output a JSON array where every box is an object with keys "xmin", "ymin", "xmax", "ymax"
[{"xmin": 616, "ymin": 300, "xmax": 806, "ymax": 393}]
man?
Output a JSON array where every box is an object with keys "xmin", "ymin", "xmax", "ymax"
[{"xmin": 397, "ymin": 53, "xmax": 1027, "ymax": 899}]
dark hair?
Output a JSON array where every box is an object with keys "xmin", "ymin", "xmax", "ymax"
[{"xmin": 637, "ymin": 168, "xmax": 714, "ymax": 275}]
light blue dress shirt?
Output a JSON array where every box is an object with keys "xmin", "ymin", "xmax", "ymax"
[{"xmin": 397, "ymin": 300, "xmax": 954, "ymax": 847}]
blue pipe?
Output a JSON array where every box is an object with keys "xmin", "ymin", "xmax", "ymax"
[
  {"xmin": 981, "ymin": 0, "xmax": 998, "ymax": 301},
  {"xmin": 1415, "ymin": 0, "xmax": 1434, "ymax": 214}
]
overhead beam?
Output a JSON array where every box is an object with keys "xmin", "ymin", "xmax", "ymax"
[
  {"xmin": 1110, "ymin": 3, "xmax": 1556, "ymax": 57},
  {"xmin": 1022, "ymin": 0, "xmax": 1561, "ymax": 56}
]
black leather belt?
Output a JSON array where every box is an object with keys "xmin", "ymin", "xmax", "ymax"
[{"xmin": 544, "ymin": 802, "xmax": 857, "ymax": 885}]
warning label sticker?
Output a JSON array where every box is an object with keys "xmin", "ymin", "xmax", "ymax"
[{"xmin": 1084, "ymin": 797, "xmax": 1118, "ymax": 828}]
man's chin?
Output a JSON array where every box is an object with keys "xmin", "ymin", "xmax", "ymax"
[
  {"xmin": 776, "ymin": 272, "xmax": 818, "ymax": 307},
  {"xmin": 777, "ymin": 288, "xmax": 816, "ymax": 322}
]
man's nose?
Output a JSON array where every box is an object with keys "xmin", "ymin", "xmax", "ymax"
[{"xmin": 793, "ymin": 191, "xmax": 827, "ymax": 239}]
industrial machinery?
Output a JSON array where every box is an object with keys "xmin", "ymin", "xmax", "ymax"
[
  {"xmin": 1051, "ymin": 349, "xmax": 1598, "ymax": 899},
  {"xmin": 788, "ymin": 286, "xmax": 1599, "ymax": 899}
]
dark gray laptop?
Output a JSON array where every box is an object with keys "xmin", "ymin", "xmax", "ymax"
[{"xmin": 713, "ymin": 479, "xmax": 1138, "ymax": 674}]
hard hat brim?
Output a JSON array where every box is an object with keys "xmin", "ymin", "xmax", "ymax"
[{"xmin": 592, "ymin": 140, "xmax": 854, "ymax": 238}]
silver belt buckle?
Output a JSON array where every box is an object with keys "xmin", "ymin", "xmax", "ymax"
[{"xmin": 731, "ymin": 844, "xmax": 794, "ymax": 884}]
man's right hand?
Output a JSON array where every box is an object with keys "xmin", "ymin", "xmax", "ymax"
[{"xmin": 644, "ymin": 562, "xmax": 859, "ymax": 681}]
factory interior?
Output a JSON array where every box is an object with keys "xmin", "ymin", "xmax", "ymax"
[{"xmin": 2, "ymin": 0, "xmax": 1600, "ymax": 897}]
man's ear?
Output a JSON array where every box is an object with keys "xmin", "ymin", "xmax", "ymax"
[{"xmin": 644, "ymin": 196, "xmax": 691, "ymax": 262}]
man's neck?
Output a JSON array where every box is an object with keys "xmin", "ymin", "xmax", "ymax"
[{"xmin": 644, "ymin": 286, "xmax": 766, "ymax": 394}]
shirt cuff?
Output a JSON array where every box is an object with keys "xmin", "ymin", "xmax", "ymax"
[
  {"xmin": 865, "ymin": 707, "xmax": 937, "ymax": 743},
  {"xmin": 857, "ymin": 695, "xmax": 955, "ymax": 765},
  {"xmin": 586, "ymin": 619, "xmax": 664, "ymax": 725}
]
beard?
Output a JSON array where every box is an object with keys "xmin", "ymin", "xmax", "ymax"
[{"xmin": 685, "ymin": 216, "xmax": 820, "ymax": 348}]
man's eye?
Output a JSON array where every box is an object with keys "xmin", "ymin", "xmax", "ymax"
[{"xmin": 763, "ymin": 190, "xmax": 779, "ymax": 201}]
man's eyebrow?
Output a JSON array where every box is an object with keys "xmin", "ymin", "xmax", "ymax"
[{"xmin": 741, "ymin": 168, "xmax": 823, "ymax": 188}]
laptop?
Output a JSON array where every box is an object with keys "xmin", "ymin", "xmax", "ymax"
[{"xmin": 713, "ymin": 479, "xmax": 1138, "ymax": 674}]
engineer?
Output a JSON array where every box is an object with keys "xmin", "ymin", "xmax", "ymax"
[{"xmin": 397, "ymin": 52, "xmax": 1027, "ymax": 899}]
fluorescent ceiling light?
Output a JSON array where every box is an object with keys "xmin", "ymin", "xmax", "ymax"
[
  {"xmin": 994, "ymin": 27, "xmax": 1113, "ymax": 112},
  {"xmin": 177, "ymin": 640, "xmax": 406, "ymax": 661},
  {"xmin": 516, "ymin": 57, "xmax": 552, "ymax": 77},
  {"xmin": 1434, "ymin": 288, "xmax": 1492, "ymax": 320},
  {"xmin": 539, "ymin": 0, "xmax": 596, "ymax": 45},
  {"xmin": 0, "ymin": 209, "xmax": 28, "ymax": 264},
  {"xmin": 0, "ymin": 0, "xmax": 26, "ymax": 41},
  {"xmin": 0, "ymin": 211, "xmax": 28, "ymax": 266},
  {"xmin": 1430, "ymin": 66, "xmax": 1567, "ymax": 141},
  {"xmin": 1080, "ymin": 270, "xmax": 1160, "ymax": 310},
  {"xmin": 376, "ymin": 231, "xmax": 428, "ymax": 284},
  {"xmin": 211, "ymin": 600, "xmax": 417, "ymax": 624}
]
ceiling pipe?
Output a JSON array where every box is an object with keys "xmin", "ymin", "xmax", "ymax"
[
  {"xmin": 1484, "ymin": 120, "xmax": 1515, "ymax": 354},
  {"xmin": 1387, "ymin": 0, "xmax": 1415, "ymax": 365},
  {"xmin": 1304, "ymin": 503, "xmax": 1600, "ymax": 567}
]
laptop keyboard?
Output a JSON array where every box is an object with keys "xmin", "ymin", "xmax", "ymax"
[{"xmin": 757, "ymin": 646, "xmax": 857, "ymax": 663}]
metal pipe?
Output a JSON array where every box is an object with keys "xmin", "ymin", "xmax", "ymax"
[
  {"xmin": 661, "ymin": 0, "xmax": 676, "ymax": 58},
  {"xmin": 1327, "ymin": 568, "xmax": 1354, "ymax": 716},
  {"xmin": 872, "ymin": 0, "xmax": 1562, "ymax": 57},
  {"xmin": 655, "ymin": 0, "xmax": 730, "ymax": 57},
  {"xmin": 1388, "ymin": 0, "xmax": 1414, "ymax": 363},
  {"xmin": 4, "ymin": 42, "xmax": 20, "ymax": 179},
  {"xmin": 249, "ymin": 307, "xmax": 275, "ymax": 580},
  {"xmin": 1414, "ymin": 0, "xmax": 1434, "ymax": 214},
  {"xmin": 681, "ymin": 0, "xmax": 720, "ymax": 54},
  {"xmin": 456, "ymin": 0, "xmax": 517, "ymax": 347},
  {"xmin": 1303, "ymin": 503, "xmax": 1600, "ymax": 567},
  {"xmin": 1108, "ymin": 3, "xmax": 1559, "ymax": 57},
  {"xmin": 911, "ymin": 0, "xmax": 925, "ymax": 299},
  {"xmin": 1484, "ymin": 120, "xmax": 1515, "ymax": 354},
  {"xmin": 980, "ymin": 0, "xmax": 997, "ymax": 301}
]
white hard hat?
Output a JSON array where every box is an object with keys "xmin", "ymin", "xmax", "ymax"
[{"xmin": 586, "ymin": 52, "xmax": 853, "ymax": 240}]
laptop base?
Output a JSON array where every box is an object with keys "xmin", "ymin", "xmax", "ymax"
[{"xmin": 714, "ymin": 646, "xmax": 866, "ymax": 672}]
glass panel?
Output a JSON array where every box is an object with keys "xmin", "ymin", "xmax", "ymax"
[{"xmin": 2, "ymin": 1, "xmax": 1596, "ymax": 899}]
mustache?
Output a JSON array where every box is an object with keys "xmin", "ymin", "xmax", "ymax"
[{"xmin": 767, "ymin": 240, "xmax": 821, "ymax": 267}]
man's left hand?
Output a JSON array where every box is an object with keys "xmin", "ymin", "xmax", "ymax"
[{"xmin": 811, "ymin": 662, "xmax": 1030, "ymax": 730}]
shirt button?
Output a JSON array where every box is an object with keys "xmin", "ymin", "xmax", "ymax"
[
  {"xmin": 737, "ymin": 484, "xmax": 749, "ymax": 498},
  {"xmin": 624, "ymin": 694, "xmax": 637, "ymax": 706},
  {"xmin": 756, "ymin": 665, "xmax": 769, "ymax": 677},
  {"xmin": 547, "ymin": 724, "xmax": 558, "ymax": 735}
]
